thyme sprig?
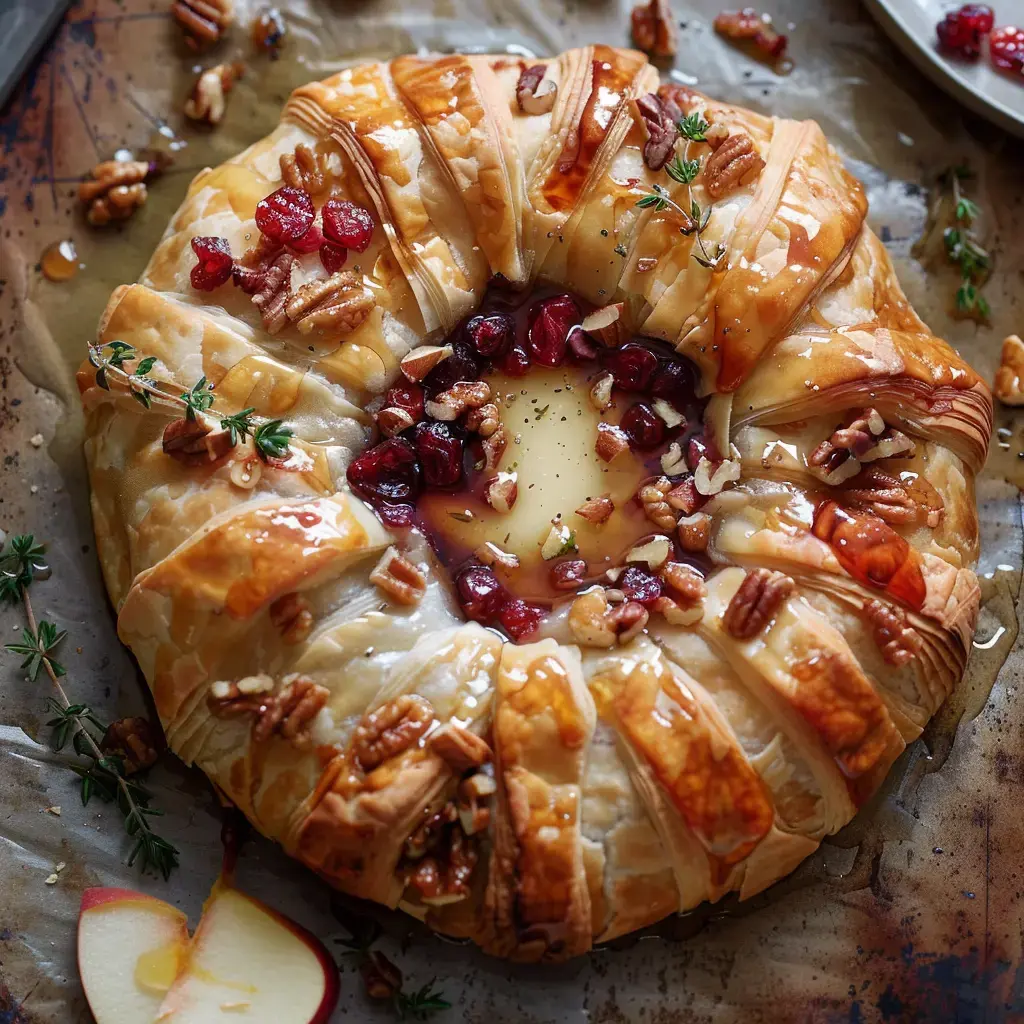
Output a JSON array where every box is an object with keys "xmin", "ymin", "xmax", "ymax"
[
  {"xmin": 1, "ymin": 534, "xmax": 179, "ymax": 879},
  {"xmin": 90, "ymin": 342, "xmax": 294, "ymax": 462},
  {"xmin": 634, "ymin": 110, "xmax": 726, "ymax": 271},
  {"xmin": 942, "ymin": 167, "xmax": 991, "ymax": 319}
]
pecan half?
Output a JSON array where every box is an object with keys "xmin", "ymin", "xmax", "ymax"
[
  {"xmin": 631, "ymin": 0, "xmax": 678, "ymax": 58},
  {"xmin": 636, "ymin": 93, "xmax": 679, "ymax": 171},
  {"xmin": 171, "ymin": 0, "xmax": 234, "ymax": 47},
  {"xmin": 575, "ymin": 494, "xmax": 614, "ymax": 525},
  {"xmin": 79, "ymin": 160, "xmax": 151, "ymax": 226},
  {"xmin": 253, "ymin": 674, "xmax": 329, "ymax": 747},
  {"xmin": 843, "ymin": 466, "xmax": 942, "ymax": 527},
  {"xmin": 184, "ymin": 62, "xmax": 242, "ymax": 125},
  {"xmin": 101, "ymin": 717, "xmax": 161, "ymax": 775},
  {"xmin": 704, "ymin": 131, "xmax": 765, "ymax": 199},
  {"xmin": 655, "ymin": 562, "xmax": 706, "ymax": 626},
  {"xmin": 994, "ymin": 335, "xmax": 1024, "ymax": 406},
  {"xmin": 353, "ymin": 693, "xmax": 434, "ymax": 771},
  {"xmin": 280, "ymin": 142, "xmax": 329, "ymax": 195},
  {"xmin": 251, "ymin": 251, "xmax": 295, "ymax": 334},
  {"xmin": 516, "ymin": 64, "xmax": 557, "ymax": 115},
  {"xmin": 269, "ymin": 591, "xmax": 314, "ymax": 645},
  {"xmin": 638, "ymin": 476, "xmax": 679, "ymax": 531},
  {"xmin": 863, "ymin": 599, "xmax": 922, "ymax": 666},
  {"xmin": 285, "ymin": 271, "xmax": 374, "ymax": 335},
  {"xmin": 428, "ymin": 722, "xmax": 493, "ymax": 772},
  {"xmin": 722, "ymin": 568, "xmax": 795, "ymax": 640},
  {"xmin": 369, "ymin": 546, "xmax": 427, "ymax": 606},
  {"xmin": 162, "ymin": 416, "xmax": 233, "ymax": 466}
]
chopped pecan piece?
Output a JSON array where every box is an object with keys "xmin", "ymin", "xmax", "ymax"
[
  {"xmin": 713, "ymin": 8, "xmax": 788, "ymax": 59},
  {"xmin": 636, "ymin": 93, "xmax": 679, "ymax": 171},
  {"xmin": 516, "ymin": 64, "xmax": 557, "ymax": 114},
  {"xmin": 101, "ymin": 717, "xmax": 161, "ymax": 774},
  {"xmin": 693, "ymin": 454, "xmax": 741, "ymax": 496},
  {"xmin": 596, "ymin": 422, "xmax": 630, "ymax": 463},
  {"xmin": 994, "ymin": 335, "xmax": 1024, "ymax": 406},
  {"xmin": 406, "ymin": 823, "xmax": 477, "ymax": 905},
  {"xmin": 353, "ymin": 693, "xmax": 434, "ymax": 771},
  {"xmin": 457, "ymin": 771, "xmax": 496, "ymax": 835},
  {"xmin": 401, "ymin": 345, "xmax": 453, "ymax": 382},
  {"xmin": 171, "ymin": 0, "xmax": 234, "ymax": 47},
  {"xmin": 809, "ymin": 408, "xmax": 916, "ymax": 484},
  {"xmin": 428, "ymin": 723, "xmax": 493, "ymax": 772},
  {"xmin": 285, "ymin": 271, "xmax": 374, "ymax": 335},
  {"xmin": 369, "ymin": 546, "xmax": 427, "ymax": 606},
  {"xmin": 253, "ymin": 674, "xmax": 329, "ymax": 747},
  {"xmin": 251, "ymin": 251, "xmax": 295, "ymax": 334},
  {"xmin": 361, "ymin": 951, "xmax": 403, "ymax": 1001},
  {"xmin": 483, "ymin": 471, "xmax": 518, "ymax": 514},
  {"xmin": 655, "ymin": 562, "xmax": 706, "ymax": 625},
  {"xmin": 184, "ymin": 62, "xmax": 243, "ymax": 125},
  {"xmin": 268, "ymin": 591, "xmax": 313, "ymax": 644},
  {"xmin": 581, "ymin": 304, "xmax": 628, "ymax": 348},
  {"xmin": 162, "ymin": 416, "xmax": 233, "ymax": 466},
  {"xmin": 589, "ymin": 372, "xmax": 614, "ymax": 412},
  {"xmin": 279, "ymin": 142, "xmax": 328, "ymax": 195},
  {"xmin": 568, "ymin": 588, "xmax": 648, "ymax": 647},
  {"xmin": 863, "ymin": 599, "xmax": 922, "ymax": 666},
  {"xmin": 677, "ymin": 511, "xmax": 712, "ymax": 552},
  {"xmin": 465, "ymin": 402, "xmax": 500, "ymax": 437},
  {"xmin": 660, "ymin": 441, "xmax": 688, "ymax": 477},
  {"xmin": 481, "ymin": 422, "xmax": 508, "ymax": 471},
  {"xmin": 376, "ymin": 406, "xmax": 415, "ymax": 438},
  {"xmin": 425, "ymin": 381, "xmax": 492, "ymax": 422},
  {"xmin": 238, "ymin": 232, "xmax": 282, "ymax": 272},
  {"xmin": 79, "ymin": 159, "xmax": 152, "ymax": 226},
  {"xmin": 631, "ymin": 0, "xmax": 678, "ymax": 58},
  {"xmin": 722, "ymin": 568, "xmax": 795, "ymax": 640},
  {"xmin": 704, "ymin": 131, "xmax": 765, "ymax": 198},
  {"xmin": 251, "ymin": 6, "xmax": 286, "ymax": 57},
  {"xmin": 575, "ymin": 494, "xmax": 614, "ymax": 525},
  {"xmin": 638, "ymin": 477, "xmax": 679, "ymax": 530}
]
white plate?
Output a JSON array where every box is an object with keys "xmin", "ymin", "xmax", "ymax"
[{"xmin": 863, "ymin": 0, "xmax": 1024, "ymax": 137}]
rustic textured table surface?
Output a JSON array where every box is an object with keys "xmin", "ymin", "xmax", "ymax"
[{"xmin": 2, "ymin": 1, "xmax": 1024, "ymax": 1021}]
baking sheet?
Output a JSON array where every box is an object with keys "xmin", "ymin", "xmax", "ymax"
[{"xmin": 2, "ymin": 0, "xmax": 1024, "ymax": 1020}]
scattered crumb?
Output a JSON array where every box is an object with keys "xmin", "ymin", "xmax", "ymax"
[
  {"xmin": 44, "ymin": 873, "xmax": 59, "ymax": 885},
  {"xmin": 29, "ymin": 485, "xmax": 38, "ymax": 494},
  {"xmin": 45, "ymin": 806, "xmax": 61, "ymax": 816},
  {"xmin": 56, "ymin": 861, "xmax": 66, "ymax": 872},
  {"xmin": 220, "ymin": 1002, "xmax": 251, "ymax": 1012},
  {"xmin": 29, "ymin": 433, "xmax": 44, "ymax": 447}
]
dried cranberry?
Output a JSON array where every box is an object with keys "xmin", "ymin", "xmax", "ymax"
[
  {"xmin": 527, "ymin": 294, "xmax": 580, "ymax": 367},
  {"xmin": 255, "ymin": 186, "xmax": 315, "ymax": 243},
  {"xmin": 378, "ymin": 502, "xmax": 415, "ymax": 528},
  {"xmin": 620, "ymin": 565, "xmax": 663, "ymax": 606},
  {"xmin": 650, "ymin": 359, "xmax": 696, "ymax": 409},
  {"xmin": 456, "ymin": 565, "xmax": 506, "ymax": 623},
  {"xmin": 501, "ymin": 338, "xmax": 531, "ymax": 376},
  {"xmin": 288, "ymin": 222, "xmax": 324, "ymax": 254},
  {"xmin": 499, "ymin": 599, "xmax": 545, "ymax": 640},
  {"xmin": 621, "ymin": 402, "xmax": 666, "ymax": 449},
  {"xmin": 686, "ymin": 434, "xmax": 721, "ymax": 468},
  {"xmin": 568, "ymin": 327, "xmax": 600, "ymax": 361},
  {"xmin": 385, "ymin": 381, "xmax": 425, "ymax": 421},
  {"xmin": 990, "ymin": 25, "xmax": 1024, "ymax": 73},
  {"xmin": 465, "ymin": 313, "xmax": 514, "ymax": 357},
  {"xmin": 423, "ymin": 341, "xmax": 480, "ymax": 395},
  {"xmin": 602, "ymin": 344, "xmax": 659, "ymax": 392},
  {"xmin": 232, "ymin": 262, "xmax": 266, "ymax": 294},
  {"xmin": 414, "ymin": 421, "xmax": 465, "ymax": 487},
  {"xmin": 322, "ymin": 199, "xmax": 374, "ymax": 252},
  {"xmin": 550, "ymin": 559, "xmax": 588, "ymax": 591},
  {"xmin": 347, "ymin": 438, "xmax": 422, "ymax": 505},
  {"xmin": 319, "ymin": 240, "xmax": 348, "ymax": 274},
  {"xmin": 189, "ymin": 236, "xmax": 233, "ymax": 291}
]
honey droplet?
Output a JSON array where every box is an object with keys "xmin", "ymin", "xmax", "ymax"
[
  {"xmin": 252, "ymin": 7, "xmax": 286, "ymax": 57},
  {"xmin": 40, "ymin": 239, "xmax": 81, "ymax": 282}
]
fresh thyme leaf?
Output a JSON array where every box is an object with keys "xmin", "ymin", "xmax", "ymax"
[
  {"xmin": 131, "ymin": 387, "xmax": 152, "ymax": 410},
  {"xmin": 253, "ymin": 419, "xmax": 293, "ymax": 460},
  {"xmin": 182, "ymin": 376, "xmax": 216, "ymax": 420},
  {"xmin": 220, "ymin": 407, "xmax": 257, "ymax": 446},
  {"xmin": 676, "ymin": 111, "xmax": 709, "ymax": 142},
  {"xmin": 942, "ymin": 167, "xmax": 991, "ymax": 319},
  {"xmin": 666, "ymin": 155, "xmax": 700, "ymax": 185},
  {"xmin": 635, "ymin": 194, "xmax": 663, "ymax": 209},
  {"xmin": 95, "ymin": 367, "xmax": 109, "ymax": 391},
  {"xmin": 105, "ymin": 341, "xmax": 136, "ymax": 369},
  {"xmin": 134, "ymin": 356, "xmax": 157, "ymax": 376},
  {"xmin": 394, "ymin": 979, "xmax": 451, "ymax": 1021},
  {"xmin": 613, "ymin": 243, "xmax": 628, "ymax": 257}
]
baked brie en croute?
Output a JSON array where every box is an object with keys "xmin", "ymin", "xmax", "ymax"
[{"xmin": 79, "ymin": 47, "xmax": 992, "ymax": 962}]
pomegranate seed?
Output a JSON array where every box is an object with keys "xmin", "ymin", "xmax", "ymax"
[
  {"xmin": 423, "ymin": 341, "xmax": 480, "ymax": 395},
  {"xmin": 347, "ymin": 438, "xmax": 423, "ymax": 506},
  {"xmin": 527, "ymin": 294, "xmax": 580, "ymax": 367},
  {"xmin": 288, "ymin": 222, "xmax": 324, "ymax": 254},
  {"xmin": 621, "ymin": 402, "xmax": 666, "ymax": 449},
  {"xmin": 991, "ymin": 25, "xmax": 1024, "ymax": 73},
  {"xmin": 385, "ymin": 381, "xmax": 425, "ymax": 421},
  {"xmin": 255, "ymin": 186, "xmax": 316, "ymax": 243},
  {"xmin": 319, "ymin": 240, "xmax": 348, "ymax": 273},
  {"xmin": 620, "ymin": 565, "xmax": 663, "ymax": 606},
  {"xmin": 501, "ymin": 338, "xmax": 531, "ymax": 376},
  {"xmin": 650, "ymin": 359, "xmax": 695, "ymax": 409},
  {"xmin": 189, "ymin": 236, "xmax": 233, "ymax": 291},
  {"xmin": 414, "ymin": 421, "xmax": 465, "ymax": 487},
  {"xmin": 322, "ymin": 199, "xmax": 374, "ymax": 252},
  {"xmin": 455, "ymin": 565, "xmax": 506, "ymax": 623},
  {"xmin": 550, "ymin": 559, "xmax": 588, "ymax": 591},
  {"xmin": 498, "ymin": 599, "xmax": 545, "ymax": 640},
  {"xmin": 232, "ymin": 262, "xmax": 266, "ymax": 294},
  {"xmin": 465, "ymin": 313, "xmax": 514, "ymax": 357},
  {"xmin": 602, "ymin": 343, "xmax": 658, "ymax": 392}
]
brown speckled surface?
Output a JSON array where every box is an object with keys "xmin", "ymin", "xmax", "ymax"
[{"xmin": 2, "ymin": 1, "xmax": 1024, "ymax": 1021}]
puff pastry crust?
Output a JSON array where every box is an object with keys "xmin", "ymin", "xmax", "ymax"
[{"xmin": 79, "ymin": 48, "xmax": 991, "ymax": 961}]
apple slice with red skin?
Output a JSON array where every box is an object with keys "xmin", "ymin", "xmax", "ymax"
[
  {"xmin": 154, "ymin": 885, "xmax": 339, "ymax": 1023},
  {"xmin": 78, "ymin": 887, "xmax": 190, "ymax": 1024}
]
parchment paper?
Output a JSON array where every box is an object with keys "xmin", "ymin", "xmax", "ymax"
[{"xmin": 2, "ymin": 1, "xmax": 1024, "ymax": 1021}]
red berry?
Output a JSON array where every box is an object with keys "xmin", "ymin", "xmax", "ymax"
[
  {"xmin": 960, "ymin": 4, "xmax": 994, "ymax": 33},
  {"xmin": 319, "ymin": 240, "xmax": 348, "ymax": 274},
  {"xmin": 501, "ymin": 338, "xmax": 531, "ymax": 376},
  {"xmin": 620, "ymin": 565, "xmax": 663, "ymax": 606},
  {"xmin": 568, "ymin": 327, "xmax": 600, "ymax": 361},
  {"xmin": 621, "ymin": 402, "xmax": 666, "ymax": 449},
  {"xmin": 650, "ymin": 359, "xmax": 695, "ymax": 410},
  {"xmin": 385, "ymin": 381, "xmax": 425, "ymax": 422},
  {"xmin": 456, "ymin": 565, "xmax": 506, "ymax": 623},
  {"xmin": 189, "ymin": 236, "xmax": 233, "ymax": 291},
  {"xmin": 288, "ymin": 223, "xmax": 324, "ymax": 254},
  {"xmin": 255, "ymin": 186, "xmax": 315, "ymax": 243},
  {"xmin": 602, "ymin": 343, "xmax": 659, "ymax": 392},
  {"xmin": 465, "ymin": 313, "xmax": 514, "ymax": 357},
  {"xmin": 322, "ymin": 199, "xmax": 374, "ymax": 252},
  {"xmin": 378, "ymin": 502, "xmax": 415, "ymax": 528},
  {"xmin": 414, "ymin": 421, "xmax": 465, "ymax": 487},
  {"xmin": 347, "ymin": 438, "xmax": 422, "ymax": 506},
  {"xmin": 423, "ymin": 341, "xmax": 480, "ymax": 395},
  {"xmin": 991, "ymin": 25, "xmax": 1024, "ymax": 73},
  {"xmin": 498, "ymin": 599, "xmax": 545, "ymax": 640},
  {"xmin": 527, "ymin": 294, "xmax": 580, "ymax": 367}
]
